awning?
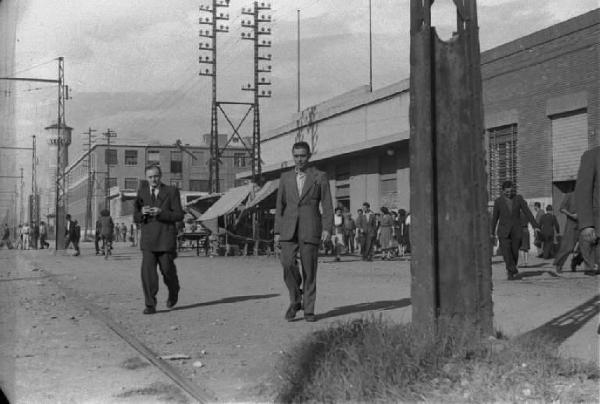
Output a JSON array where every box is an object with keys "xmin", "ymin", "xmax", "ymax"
[
  {"xmin": 186, "ymin": 193, "xmax": 222, "ymax": 207},
  {"xmin": 197, "ymin": 184, "xmax": 253, "ymax": 222},
  {"xmin": 245, "ymin": 179, "xmax": 279, "ymax": 209}
]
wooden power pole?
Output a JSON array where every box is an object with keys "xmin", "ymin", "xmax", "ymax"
[{"xmin": 409, "ymin": 0, "xmax": 492, "ymax": 335}]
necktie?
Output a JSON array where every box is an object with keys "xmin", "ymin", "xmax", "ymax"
[{"xmin": 151, "ymin": 187, "xmax": 156, "ymax": 202}]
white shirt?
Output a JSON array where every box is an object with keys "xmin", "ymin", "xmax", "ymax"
[
  {"xmin": 151, "ymin": 186, "xmax": 159, "ymax": 198},
  {"xmin": 295, "ymin": 169, "xmax": 306, "ymax": 196}
]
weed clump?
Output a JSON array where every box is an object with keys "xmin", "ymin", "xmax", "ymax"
[{"xmin": 275, "ymin": 316, "xmax": 599, "ymax": 403}]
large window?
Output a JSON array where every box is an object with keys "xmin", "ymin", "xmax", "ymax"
[
  {"xmin": 105, "ymin": 149, "xmax": 117, "ymax": 165},
  {"xmin": 147, "ymin": 150, "xmax": 160, "ymax": 166},
  {"xmin": 233, "ymin": 152, "xmax": 247, "ymax": 168},
  {"xmin": 488, "ymin": 124, "xmax": 518, "ymax": 200},
  {"xmin": 105, "ymin": 177, "xmax": 117, "ymax": 189},
  {"xmin": 171, "ymin": 151, "xmax": 183, "ymax": 174},
  {"xmin": 189, "ymin": 179, "xmax": 209, "ymax": 192},
  {"xmin": 124, "ymin": 150, "xmax": 138, "ymax": 166},
  {"xmin": 124, "ymin": 177, "xmax": 138, "ymax": 190}
]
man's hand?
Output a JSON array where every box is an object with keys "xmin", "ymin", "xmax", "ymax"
[
  {"xmin": 580, "ymin": 227, "xmax": 597, "ymax": 243},
  {"xmin": 321, "ymin": 230, "xmax": 330, "ymax": 241},
  {"xmin": 150, "ymin": 207, "xmax": 161, "ymax": 216},
  {"xmin": 274, "ymin": 234, "xmax": 280, "ymax": 247}
]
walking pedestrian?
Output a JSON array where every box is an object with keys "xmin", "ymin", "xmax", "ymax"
[
  {"xmin": 129, "ymin": 223, "xmax": 136, "ymax": 246},
  {"xmin": 553, "ymin": 190, "xmax": 580, "ymax": 273},
  {"xmin": 0, "ymin": 223, "xmax": 13, "ymax": 249},
  {"xmin": 575, "ymin": 146, "xmax": 600, "ymax": 275},
  {"xmin": 39, "ymin": 221, "xmax": 49, "ymax": 249},
  {"xmin": 65, "ymin": 214, "xmax": 74, "ymax": 250},
  {"xmin": 15, "ymin": 224, "xmax": 23, "ymax": 249},
  {"xmin": 356, "ymin": 202, "xmax": 377, "ymax": 261},
  {"xmin": 354, "ymin": 209, "xmax": 364, "ymax": 255},
  {"xmin": 378, "ymin": 207, "xmax": 394, "ymax": 260},
  {"xmin": 22, "ymin": 222, "xmax": 30, "ymax": 250},
  {"xmin": 94, "ymin": 218, "xmax": 102, "ymax": 255},
  {"xmin": 533, "ymin": 202, "xmax": 544, "ymax": 257},
  {"xmin": 70, "ymin": 220, "xmax": 81, "ymax": 256},
  {"xmin": 98, "ymin": 209, "xmax": 114, "ymax": 255},
  {"xmin": 121, "ymin": 223, "xmax": 127, "ymax": 243},
  {"xmin": 274, "ymin": 141, "xmax": 333, "ymax": 322},
  {"xmin": 342, "ymin": 209, "xmax": 356, "ymax": 254},
  {"xmin": 539, "ymin": 205, "xmax": 559, "ymax": 259},
  {"xmin": 491, "ymin": 181, "xmax": 539, "ymax": 280},
  {"xmin": 134, "ymin": 164, "xmax": 184, "ymax": 314},
  {"xmin": 332, "ymin": 207, "xmax": 345, "ymax": 261},
  {"xmin": 519, "ymin": 212, "xmax": 531, "ymax": 267}
]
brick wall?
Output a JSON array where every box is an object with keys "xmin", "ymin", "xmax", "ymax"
[{"xmin": 481, "ymin": 9, "xmax": 599, "ymax": 201}]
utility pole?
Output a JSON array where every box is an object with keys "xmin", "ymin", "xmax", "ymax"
[
  {"xmin": 199, "ymin": 0, "xmax": 230, "ymax": 193},
  {"xmin": 31, "ymin": 135, "xmax": 38, "ymax": 230},
  {"xmin": 19, "ymin": 167, "xmax": 24, "ymax": 224},
  {"xmin": 369, "ymin": 0, "xmax": 373, "ymax": 92},
  {"xmin": 82, "ymin": 128, "xmax": 97, "ymax": 239},
  {"xmin": 242, "ymin": 1, "xmax": 272, "ymax": 183},
  {"xmin": 102, "ymin": 129, "xmax": 117, "ymax": 212}
]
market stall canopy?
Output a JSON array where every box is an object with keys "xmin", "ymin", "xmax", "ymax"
[
  {"xmin": 197, "ymin": 184, "xmax": 253, "ymax": 222},
  {"xmin": 245, "ymin": 179, "xmax": 279, "ymax": 209},
  {"xmin": 185, "ymin": 193, "xmax": 222, "ymax": 207}
]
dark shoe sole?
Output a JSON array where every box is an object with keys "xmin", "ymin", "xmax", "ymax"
[
  {"xmin": 143, "ymin": 307, "xmax": 156, "ymax": 315},
  {"xmin": 305, "ymin": 314, "xmax": 316, "ymax": 322}
]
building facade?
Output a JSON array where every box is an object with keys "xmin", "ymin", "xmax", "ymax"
[
  {"xmin": 244, "ymin": 10, "xmax": 599, "ymax": 221},
  {"xmin": 65, "ymin": 135, "xmax": 249, "ymax": 230}
]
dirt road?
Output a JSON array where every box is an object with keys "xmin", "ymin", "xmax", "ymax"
[{"xmin": 1, "ymin": 242, "xmax": 598, "ymax": 402}]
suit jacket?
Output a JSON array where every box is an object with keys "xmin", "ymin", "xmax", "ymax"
[
  {"xmin": 134, "ymin": 181, "xmax": 184, "ymax": 252},
  {"xmin": 539, "ymin": 213, "xmax": 559, "ymax": 237},
  {"xmin": 491, "ymin": 194, "xmax": 537, "ymax": 238},
  {"xmin": 274, "ymin": 165, "xmax": 334, "ymax": 244},
  {"xmin": 575, "ymin": 147, "xmax": 600, "ymax": 231},
  {"xmin": 356, "ymin": 211, "xmax": 378, "ymax": 236}
]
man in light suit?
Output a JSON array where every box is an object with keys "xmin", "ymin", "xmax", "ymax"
[
  {"xmin": 491, "ymin": 180, "xmax": 539, "ymax": 280},
  {"xmin": 134, "ymin": 165, "xmax": 185, "ymax": 314},
  {"xmin": 274, "ymin": 141, "xmax": 334, "ymax": 322},
  {"xmin": 575, "ymin": 146, "xmax": 600, "ymax": 275}
]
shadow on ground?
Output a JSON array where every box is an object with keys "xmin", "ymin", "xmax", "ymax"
[
  {"xmin": 164, "ymin": 293, "xmax": 280, "ymax": 313},
  {"xmin": 517, "ymin": 294, "xmax": 600, "ymax": 343},
  {"xmin": 317, "ymin": 298, "xmax": 411, "ymax": 320}
]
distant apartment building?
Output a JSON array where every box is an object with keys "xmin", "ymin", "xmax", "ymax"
[{"xmin": 64, "ymin": 134, "xmax": 249, "ymax": 229}]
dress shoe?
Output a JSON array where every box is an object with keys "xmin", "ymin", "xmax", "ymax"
[
  {"xmin": 166, "ymin": 293, "xmax": 178, "ymax": 309},
  {"xmin": 143, "ymin": 306, "xmax": 156, "ymax": 315},
  {"xmin": 285, "ymin": 302, "xmax": 301, "ymax": 321},
  {"xmin": 305, "ymin": 313, "xmax": 316, "ymax": 322}
]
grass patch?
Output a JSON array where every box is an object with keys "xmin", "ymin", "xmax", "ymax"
[{"xmin": 275, "ymin": 316, "xmax": 599, "ymax": 403}]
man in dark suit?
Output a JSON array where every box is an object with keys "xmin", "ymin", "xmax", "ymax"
[
  {"xmin": 575, "ymin": 146, "xmax": 600, "ymax": 275},
  {"xmin": 134, "ymin": 165, "xmax": 185, "ymax": 314},
  {"xmin": 355, "ymin": 202, "xmax": 378, "ymax": 261},
  {"xmin": 274, "ymin": 141, "xmax": 333, "ymax": 322},
  {"xmin": 491, "ymin": 181, "xmax": 539, "ymax": 280}
]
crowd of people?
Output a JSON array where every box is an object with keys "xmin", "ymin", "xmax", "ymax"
[
  {"xmin": 325, "ymin": 203, "xmax": 411, "ymax": 262},
  {"xmin": 0, "ymin": 221, "xmax": 50, "ymax": 250}
]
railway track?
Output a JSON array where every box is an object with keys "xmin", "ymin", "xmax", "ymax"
[{"xmin": 37, "ymin": 266, "xmax": 217, "ymax": 403}]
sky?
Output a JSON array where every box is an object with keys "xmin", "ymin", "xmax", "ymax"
[{"xmin": 4, "ymin": 0, "xmax": 599, "ymax": 181}]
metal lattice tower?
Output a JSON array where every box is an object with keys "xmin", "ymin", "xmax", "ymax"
[
  {"xmin": 242, "ymin": 2, "xmax": 272, "ymax": 182},
  {"xmin": 199, "ymin": 0, "xmax": 230, "ymax": 193}
]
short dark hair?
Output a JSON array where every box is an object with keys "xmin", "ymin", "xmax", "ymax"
[
  {"xmin": 145, "ymin": 164, "xmax": 162, "ymax": 175},
  {"xmin": 362, "ymin": 202, "xmax": 370, "ymax": 208},
  {"xmin": 501, "ymin": 180, "xmax": 513, "ymax": 190},
  {"xmin": 292, "ymin": 141, "xmax": 311, "ymax": 155},
  {"xmin": 381, "ymin": 206, "xmax": 390, "ymax": 215},
  {"xmin": 66, "ymin": 214, "xmax": 71, "ymax": 219},
  {"xmin": 534, "ymin": 202, "xmax": 541, "ymax": 208},
  {"xmin": 357, "ymin": 209, "xmax": 363, "ymax": 214},
  {"xmin": 546, "ymin": 204, "xmax": 553, "ymax": 211},
  {"xmin": 335, "ymin": 207, "xmax": 342, "ymax": 213}
]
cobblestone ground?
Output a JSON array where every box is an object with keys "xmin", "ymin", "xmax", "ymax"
[{"xmin": 1, "ymin": 241, "xmax": 598, "ymax": 402}]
